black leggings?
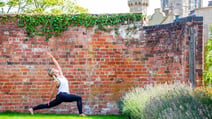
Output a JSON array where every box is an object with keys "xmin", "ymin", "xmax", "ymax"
[{"xmin": 32, "ymin": 92, "xmax": 83, "ymax": 114}]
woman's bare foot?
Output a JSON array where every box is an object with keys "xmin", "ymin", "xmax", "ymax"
[
  {"xmin": 28, "ymin": 108, "xmax": 34, "ymax": 115},
  {"xmin": 79, "ymin": 113, "xmax": 86, "ymax": 116}
]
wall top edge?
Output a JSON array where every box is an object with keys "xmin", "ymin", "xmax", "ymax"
[{"xmin": 144, "ymin": 16, "xmax": 203, "ymax": 30}]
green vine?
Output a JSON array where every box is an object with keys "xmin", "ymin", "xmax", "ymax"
[
  {"xmin": 6, "ymin": 13, "xmax": 142, "ymax": 40},
  {"xmin": 0, "ymin": 15, "xmax": 16, "ymax": 23}
]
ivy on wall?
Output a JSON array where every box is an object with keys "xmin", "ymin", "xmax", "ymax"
[{"xmin": 0, "ymin": 13, "xmax": 143, "ymax": 40}]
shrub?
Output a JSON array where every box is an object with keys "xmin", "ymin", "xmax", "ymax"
[
  {"xmin": 196, "ymin": 87, "xmax": 212, "ymax": 97},
  {"xmin": 144, "ymin": 85, "xmax": 212, "ymax": 119},
  {"xmin": 121, "ymin": 83, "xmax": 212, "ymax": 119},
  {"xmin": 121, "ymin": 83, "xmax": 179, "ymax": 119}
]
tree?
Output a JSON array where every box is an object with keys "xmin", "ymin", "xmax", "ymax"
[
  {"xmin": 204, "ymin": 25, "xmax": 212, "ymax": 86},
  {"xmin": 0, "ymin": 0, "xmax": 88, "ymax": 14}
]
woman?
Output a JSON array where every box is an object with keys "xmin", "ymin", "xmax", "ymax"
[{"xmin": 28, "ymin": 52, "xmax": 86, "ymax": 116}]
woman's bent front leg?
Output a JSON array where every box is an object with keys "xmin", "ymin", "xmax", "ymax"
[{"xmin": 32, "ymin": 95, "xmax": 62, "ymax": 111}]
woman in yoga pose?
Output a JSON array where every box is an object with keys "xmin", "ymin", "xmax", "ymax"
[{"xmin": 28, "ymin": 52, "xmax": 86, "ymax": 116}]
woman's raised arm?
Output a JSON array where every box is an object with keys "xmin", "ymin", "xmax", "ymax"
[{"xmin": 47, "ymin": 52, "xmax": 63, "ymax": 75}]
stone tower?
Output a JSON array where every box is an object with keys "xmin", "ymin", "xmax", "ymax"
[
  {"xmin": 161, "ymin": 0, "xmax": 202, "ymax": 17},
  {"xmin": 128, "ymin": 0, "xmax": 149, "ymax": 15},
  {"xmin": 209, "ymin": 0, "xmax": 212, "ymax": 6}
]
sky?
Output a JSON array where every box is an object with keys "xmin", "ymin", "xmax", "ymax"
[{"xmin": 77, "ymin": 0, "xmax": 210, "ymax": 16}]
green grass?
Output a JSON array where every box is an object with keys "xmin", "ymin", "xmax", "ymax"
[{"xmin": 0, "ymin": 112, "xmax": 125, "ymax": 119}]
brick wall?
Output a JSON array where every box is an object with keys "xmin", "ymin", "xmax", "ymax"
[{"xmin": 0, "ymin": 15, "xmax": 203, "ymax": 114}]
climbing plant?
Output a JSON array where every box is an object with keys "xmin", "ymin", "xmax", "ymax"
[
  {"xmin": 203, "ymin": 25, "xmax": 212, "ymax": 86},
  {"xmin": 0, "ymin": 13, "xmax": 143, "ymax": 40}
]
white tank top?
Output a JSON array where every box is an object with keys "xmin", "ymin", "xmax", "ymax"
[{"xmin": 57, "ymin": 76, "xmax": 70, "ymax": 94}]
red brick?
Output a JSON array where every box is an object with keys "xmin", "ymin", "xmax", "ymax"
[{"xmin": 0, "ymin": 15, "xmax": 203, "ymax": 115}]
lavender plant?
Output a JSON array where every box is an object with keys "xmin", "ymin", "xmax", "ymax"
[{"xmin": 121, "ymin": 83, "xmax": 212, "ymax": 119}]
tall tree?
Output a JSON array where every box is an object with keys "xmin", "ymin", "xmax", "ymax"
[{"xmin": 0, "ymin": 0, "xmax": 88, "ymax": 14}]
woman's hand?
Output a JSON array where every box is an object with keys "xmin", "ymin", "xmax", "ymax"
[
  {"xmin": 48, "ymin": 101, "xmax": 50, "ymax": 106},
  {"xmin": 46, "ymin": 51, "xmax": 63, "ymax": 75},
  {"xmin": 46, "ymin": 52, "xmax": 54, "ymax": 58}
]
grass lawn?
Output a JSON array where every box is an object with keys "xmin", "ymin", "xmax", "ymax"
[{"xmin": 0, "ymin": 112, "xmax": 125, "ymax": 119}]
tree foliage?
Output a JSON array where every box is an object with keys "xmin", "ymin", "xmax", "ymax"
[
  {"xmin": 0, "ymin": 0, "xmax": 88, "ymax": 14},
  {"xmin": 204, "ymin": 25, "xmax": 212, "ymax": 86}
]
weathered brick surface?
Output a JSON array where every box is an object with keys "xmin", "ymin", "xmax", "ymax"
[{"xmin": 0, "ymin": 16, "xmax": 203, "ymax": 114}]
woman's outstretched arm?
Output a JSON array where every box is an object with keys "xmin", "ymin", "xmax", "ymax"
[{"xmin": 47, "ymin": 52, "xmax": 63, "ymax": 75}]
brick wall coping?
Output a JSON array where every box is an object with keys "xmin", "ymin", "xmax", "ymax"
[{"xmin": 144, "ymin": 16, "xmax": 203, "ymax": 30}]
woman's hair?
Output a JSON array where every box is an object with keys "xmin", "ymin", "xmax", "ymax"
[{"xmin": 48, "ymin": 68, "xmax": 54, "ymax": 77}]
